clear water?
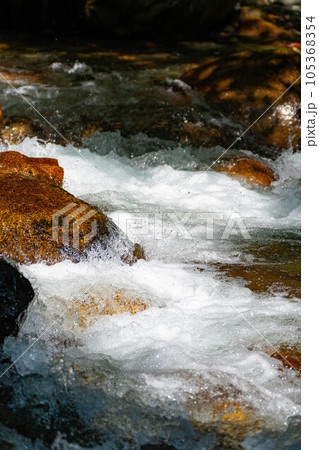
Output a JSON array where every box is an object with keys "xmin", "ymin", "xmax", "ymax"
[{"xmin": 0, "ymin": 46, "xmax": 300, "ymax": 448}]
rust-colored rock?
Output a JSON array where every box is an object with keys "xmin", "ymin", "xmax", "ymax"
[
  {"xmin": 186, "ymin": 389, "xmax": 261, "ymax": 447},
  {"xmin": 249, "ymin": 345, "xmax": 301, "ymax": 374},
  {"xmin": 179, "ymin": 123, "xmax": 225, "ymax": 148},
  {"xmin": 0, "ymin": 171, "xmax": 144, "ymax": 265},
  {"xmin": 216, "ymin": 262, "xmax": 300, "ymax": 298},
  {"xmin": 181, "ymin": 48, "xmax": 300, "ymax": 150},
  {"xmin": 237, "ymin": 7, "xmax": 298, "ymax": 40},
  {"xmin": 213, "ymin": 156, "xmax": 275, "ymax": 187},
  {"xmin": 0, "ymin": 151, "xmax": 64, "ymax": 186},
  {"xmin": 0, "ymin": 66, "xmax": 44, "ymax": 83},
  {"xmin": 0, "ymin": 116, "xmax": 50, "ymax": 145},
  {"xmin": 73, "ymin": 288, "xmax": 148, "ymax": 329},
  {"xmin": 267, "ymin": 346, "xmax": 301, "ymax": 374}
]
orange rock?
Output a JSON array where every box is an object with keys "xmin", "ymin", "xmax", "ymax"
[
  {"xmin": 75, "ymin": 288, "xmax": 148, "ymax": 328},
  {"xmin": 268, "ymin": 347, "xmax": 301, "ymax": 373},
  {"xmin": 0, "ymin": 171, "xmax": 145, "ymax": 265},
  {"xmin": 179, "ymin": 123, "xmax": 225, "ymax": 148},
  {"xmin": 0, "ymin": 67, "xmax": 44, "ymax": 83},
  {"xmin": 237, "ymin": 7, "xmax": 297, "ymax": 40},
  {"xmin": 213, "ymin": 156, "xmax": 275, "ymax": 187},
  {"xmin": 186, "ymin": 390, "xmax": 260, "ymax": 446},
  {"xmin": 0, "ymin": 151, "xmax": 64, "ymax": 186},
  {"xmin": 181, "ymin": 48, "xmax": 300, "ymax": 150},
  {"xmin": 214, "ymin": 261, "xmax": 300, "ymax": 299}
]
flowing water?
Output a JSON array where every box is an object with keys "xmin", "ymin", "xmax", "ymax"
[{"xmin": 0, "ymin": 40, "xmax": 300, "ymax": 448}]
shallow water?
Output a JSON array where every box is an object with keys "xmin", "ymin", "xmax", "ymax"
[{"xmin": 0, "ymin": 40, "xmax": 300, "ymax": 448}]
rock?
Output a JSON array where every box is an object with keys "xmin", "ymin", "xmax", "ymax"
[
  {"xmin": 181, "ymin": 47, "xmax": 301, "ymax": 151},
  {"xmin": 0, "ymin": 260, "xmax": 34, "ymax": 343},
  {"xmin": 0, "ymin": 154, "xmax": 144, "ymax": 265},
  {"xmin": 237, "ymin": 6, "xmax": 298, "ymax": 40},
  {"xmin": 214, "ymin": 260, "xmax": 300, "ymax": 298},
  {"xmin": 0, "ymin": 104, "xmax": 2, "ymax": 130},
  {"xmin": 249, "ymin": 345, "xmax": 301, "ymax": 373},
  {"xmin": 0, "ymin": 66, "xmax": 44, "ymax": 83},
  {"xmin": 267, "ymin": 346, "xmax": 301, "ymax": 373},
  {"xmin": 186, "ymin": 389, "xmax": 261, "ymax": 447},
  {"xmin": 0, "ymin": 151, "xmax": 64, "ymax": 187},
  {"xmin": 0, "ymin": 116, "xmax": 50, "ymax": 145},
  {"xmin": 213, "ymin": 156, "xmax": 275, "ymax": 187},
  {"xmin": 179, "ymin": 123, "xmax": 226, "ymax": 148},
  {"xmin": 70, "ymin": 288, "xmax": 148, "ymax": 330}
]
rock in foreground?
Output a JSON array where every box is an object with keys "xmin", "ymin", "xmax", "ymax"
[
  {"xmin": 0, "ymin": 151, "xmax": 64, "ymax": 186},
  {"xmin": 0, "ymin": 259, "xmax": 34, "ymax": 343},
  {"xmin": 0, "ymin": 152, "xmax": 144, "ymax": 265}
]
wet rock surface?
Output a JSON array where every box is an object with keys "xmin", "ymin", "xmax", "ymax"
[
  {"xmin": 181, "ymin": 47, "xmax": 300, "ymax": 153},
  {"xmin": 0, "ymin": 1, "xmax": 301, "ymax": 446},
  {"xmin": 213, "ymin": 155, "xmax": 276, "ymax": 187},
  {"xmin": 0, "ymin": 116, "xmax": 52, "ymax": 145},
  {"xmin": 236, "ymin": 6, "xmax": 299, "ymax": 40},
  {"xmin": 0, "ymin": 260, "xmax": 34, "ymax": 343},
  {"xmin": 0, "ymin": 151, "xmax": 64, "ymax": 186},
  {"xmin": 0, "ymin": 152, "xmax": 144, "ymax": 265}
]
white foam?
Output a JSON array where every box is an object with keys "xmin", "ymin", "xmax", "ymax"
[{"xmin": 2, "ymin": 138, "xmax": 300, "ymax": 430}]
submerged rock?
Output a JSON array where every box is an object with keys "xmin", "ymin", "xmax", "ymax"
[
  {"xmin": 215, "ymin": 260, "xmax": 300, "ymax": 299},
  {"xmin": 268, "ymin": 346, "xmax": 301, "ymax": 373},
  {"xmin": 249, "ymin": 345, "xmax": 301, "ymax": 374},
  {"xmin": 0, "ymin": 260, "xmax": 34, "ymax": 343},
  {"xmin": 70, "ymin": 288, "xmax": 148, "ymax": 330},
  {"xmin": 213, "ymin": 156, "xmax": 275, "ymax": 187},
  {"xmin": 181, "ymin": 47, "xmax": 300, "ymax": 152},
  {"xmin": 186, "ymin": 389, "xmax": 261, "ymax": 447},
  {"xmin": 0, "ymin": 153, "xmax": 144, "ymax": 265},
  {"xmin": 0, "ymin": 151, "xmax": 64, "ymax": 187}
]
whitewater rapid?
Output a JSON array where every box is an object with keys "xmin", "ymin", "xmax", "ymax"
[{"xmin": 1, "ymin": 135, "xmax": 301, "ymax": 442}]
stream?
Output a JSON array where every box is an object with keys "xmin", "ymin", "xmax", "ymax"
[{"xmin": 0, "ymin": 36, "xmax": 300, "ymax": 449}]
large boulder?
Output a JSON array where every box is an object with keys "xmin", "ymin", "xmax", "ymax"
[
  {"xmin": 181, "ymin": 47, "xmax": 300, "ymax": 152},
  {"xmin": 0, "ymin": 151, "xmax": 144, "ymax": 265},
  {"xmin": 0, "ymin": 260, "xmax": 34, "ymax": 343},
  {"xmin": 0, "ymin": 151, "xmax": 64, "ymax": 186}
]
